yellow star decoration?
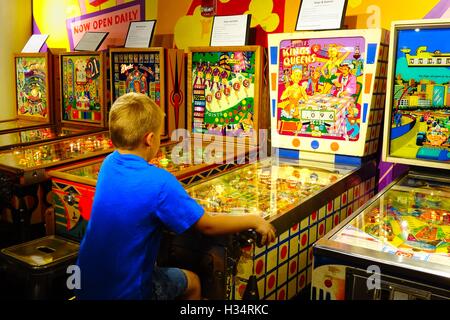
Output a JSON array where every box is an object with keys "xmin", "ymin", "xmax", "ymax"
[{"xmin": 245, "ymin": 0, "xmax": 280, "ymax": 32}]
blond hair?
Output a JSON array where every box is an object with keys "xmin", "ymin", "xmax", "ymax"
[{"xmin": 109, "ymin": 93, "xmax": 164, "ymax": 150}]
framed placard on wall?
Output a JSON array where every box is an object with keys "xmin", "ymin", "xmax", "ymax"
[
  {"xmin": 74, "ymin": 32, "xmax": 109, "ymax": 51},
  {"xmin": 125, "ymin": 20, "xmax": 156, "ymax": 48},
  {"xmin": 210, "ymin": 14, "xmax": 251, "ymax": 46},
  {"xmin": 22, "ymin": 34, "xmax": 49, "ymax": 53},
  {"xmin": 296, "ymin": 0, "xmax": 348, "ymax": 31}
]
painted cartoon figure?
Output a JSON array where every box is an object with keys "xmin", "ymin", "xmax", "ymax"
[
  {"xmin": 205, "ymin": 62, "xmax": 213, "ymax": 89},
  {"xmin": 240, "ymin": 112, "xmax": 254, "ymax": 132},
  {"xmin": 75, "ymin": 59, "xmax": 88, "ymax": 84},
  {"xmin": 279, "ymin": 67, "xmax": 308, "ymax": 119},
  {"xmin": 213, "ymin": 67, "xmax": 221, "ymax": 90},
  {"xmin": 394, "ymin": 111, "xmax": 403, "ymax": 127},
  {"xmin": 126, "ymin": 66, "xmax": 148, "ymax": 94},
  {"xmin": 233, "ymin": 80, "xmax": 241, "ymax": 100},
  {"xmin": 242, "ymin": 78, "xmax": 250, "ymax": 97},
  {"xmin": 345, "ymin": 106, "xmax": 360, "ymax": 139},
  {"xmin": 306, "ymin": 67, "xmax": 321, "ymax": 95},
  {"xmin": 321, "ymin": 44, "xmax": 351, "ymax": 94},
  {"xmin": 331, "ymin": 63, "xmax": 357, "ymax": 97},
  {"xmin": 206, "ymin": 93, "xmax": 213, "ymax": 109},
  {"xmin": 282, "ymin": 69, "xmax": 291, "ymax": 86},
  {"xmin": 223, "ymin": 85, "xmax": 231, "ymax": 104},
  {"xmin": 214, "ymin": 89, "xmax": 222, "ymax": 109},
  {"xmin": 194, "ymin": 62, "xmax": 205, "ymax": 87},
  {"xmin": 220, "ymin": 70, "xmax": 229, "ymax": 90}
]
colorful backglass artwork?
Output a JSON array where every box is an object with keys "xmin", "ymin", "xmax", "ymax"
[
  {"xmin": 269, "ymin": 29, "xmax": 388, "ymax": 158},
  {"xmin": 61, "ymin": 54, "xmax": 104, "ymax": 126},
  {"xmin": 15, "ymin": 55, "xmax": 49, "ymax": 121},
  {"xmin": 190, "ymin": 49, "xmax": 258, "ymax": 137},
  {"xmin": 111, "ymin": 50, "xmax": 161, "ymax": 104},
  {"xmin": 388, "ymin": 24, "xmax": 450, "ymax": 165},
  {"xmin": 276, "ymin": 37, "xmax": 365, "ymax": 142}
]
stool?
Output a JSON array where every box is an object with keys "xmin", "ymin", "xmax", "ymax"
[{"xmin": 0, "ymin": 235, "xmax": 79, "ymax": 300}]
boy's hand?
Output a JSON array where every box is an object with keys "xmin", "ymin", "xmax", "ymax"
[{"xmin": 254, "ymin": 217, "xmax": 276, "ymax": 246}]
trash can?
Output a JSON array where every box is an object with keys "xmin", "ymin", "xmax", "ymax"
[{"xmin": 0, "ymin": 236, "xmax": 79, "ymax": 300}]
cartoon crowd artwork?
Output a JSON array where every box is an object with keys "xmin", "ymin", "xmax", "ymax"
[
  {"xmin": 277, "ymin": 38, "xmax": 365, "ymax": 141},
  {"xmin": 111, "ymin": 52, "xmax": 161, "ymax": 105},
  {"xmin": 62, "ymin": 55, "xmax": 103, "ymax": 124},
  {"xmin": 191, "ymin": 51, "xmax": 256, "ymax": 137},
  {"xmin": 16, "ymin": 56, "xmax": 48, "ymax": 119}
]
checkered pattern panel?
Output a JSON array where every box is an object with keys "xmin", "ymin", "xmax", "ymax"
[{"xmin": 231, "ymin": 176, "xmax": 376, "ymax": 300}]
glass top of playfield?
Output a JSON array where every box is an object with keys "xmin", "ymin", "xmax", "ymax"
[
  {"xmin": 0, "ymin": 132, "xmax": 112, "ymax": 171},
  {"xmin": 331, "ymin": 175, "xmax": 450, "ymax": 269},
  {"xmin": 186, "ymin": 158, "xmax": 355, "ymax": 220},
  {"xmin": 0, "ymin": 120, "xmax": 44, "ymax": 132},
  {"xmin": 387, "ymin": 25, "xmax": 450, "ymax": 167},
  {"xmin": 51, "ymin": 140, "xmax": 251, "ymax": 184},
  {"xmin": 0, "ymin": 126, "xmax": 92, "ymax": 149}
]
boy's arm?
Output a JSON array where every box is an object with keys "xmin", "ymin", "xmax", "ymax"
[{"xmin": 194, "ymin": 213, "xmax": 276, "ymax": 246}]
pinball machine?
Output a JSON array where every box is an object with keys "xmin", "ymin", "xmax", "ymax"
[
  {"xmin": 154, "ymin": 29, "xmax": 389, "ymax": 300},
  {"xmin": 0, "ymin": 49, "xmax": 111, "ymax": 152},
  {"xmin": 311, "ymin": 19, "xmax": 450, "ymax": 300},
  {"xmin": 43, "ymin": 46, "xmax": 269, "ymax": 269},
  {"xmin": 47, "ymin": 139, "xmax": 252, "ymax": 241},
  {"xmin": 0, "ymin": 50, "xmax": 111, "ymax": 246},
  {"xmin": 0, "ymin": 126, "xmax": 104, "ymax": 152},
  {"xmin": 0, "ymin": 132, "xmax": 113, "ymax": 245}
]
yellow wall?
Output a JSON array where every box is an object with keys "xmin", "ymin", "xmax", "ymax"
[
  {"xmin": 33, "ymin": 0, "xmax": 158, "ymax": 49},
  {"xmin": 0, "ymin": 0, "xmax": 32, "ymax": 121},
  {"xmin": 284, "ymin": 0, "xmax": 440, "ymax": 31},
  {"xmin": 32, "ymin": 0, "xmax": 446, "ymax": 50}
]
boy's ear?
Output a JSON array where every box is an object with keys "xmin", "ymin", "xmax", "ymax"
[{"xmin": 144, "ymin": 132, "xmax": 155, "ymax": 146}]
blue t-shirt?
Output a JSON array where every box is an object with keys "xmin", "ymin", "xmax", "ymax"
[{"xmin": 76, "ymin": 151, "xmax": 204, "ymax": 300}]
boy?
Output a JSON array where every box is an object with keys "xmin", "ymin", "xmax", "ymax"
[{"xmin": 76, "ymin": 93, "xmax": 276, "ymax": 300}]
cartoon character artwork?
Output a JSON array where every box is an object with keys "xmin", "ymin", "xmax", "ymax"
[
  {"xmin": 191, "ymin": 50, "xmax": 257, "ymax": 137},
  {"xmin": 194, "ymin": 62, "xmax": 205, "ymax": 87},
  {"xmin": 61, "ymin": 54, "xmax": 103, "ymax": 125},
  {"xmin": 277, "ymin": 38, "xmax": 365, "ymax": 142},
  {"xmin": 15, "ymin": 56, "xmax": 48, "ymax": 120},
  {"xmin": 279, "ymin": 66, "xmax": 308, "ymax": 120},
  {"xmin": 320, "ymin": 44, "xmax": 351, "ymax": 94},
  {"xmin": 388, "ymin": 26, "xmax": 450, "ymax": 163},
  {"xmin": 331, "ymin": 63, "xmax": 357, "ymax": 98},
  {"xmin": 111, "ymin": 51, "xmax": 160, "ymax": 105},
  {"xmin": 125, "ymin": 65, "xmax": 150, "ymax": 94}
]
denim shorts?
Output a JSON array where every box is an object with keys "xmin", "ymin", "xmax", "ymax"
[{"xmin": 150, "ymin": 266, "xmax": 188, "ymax": 300}]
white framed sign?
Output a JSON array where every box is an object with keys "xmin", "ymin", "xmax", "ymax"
[
  {"xmin": 74, "ymin": 32, "xmax": 109, "ymax": 51},
  {"xmin": 210, "ymin": 14, "xmax": 251, "ymax": 46},
  {"xmin": 22, "ymin": 34, "xmax": 49, "ymax": 53},
  {"xmin": 125, "ymin": 20, "xmax": 156, "ymax": 48},
  {"xmin": 296, "ymin": 0, "xmax": 347, "ymax": 31}
]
